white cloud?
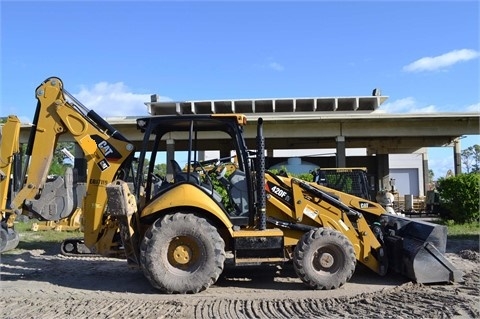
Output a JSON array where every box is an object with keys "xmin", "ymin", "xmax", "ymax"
[
  {"xmin": 403, "ymin": 49, "xmax": 480, "ymax": 73},
  {"xmin": 268, "ymin": 61, "xmax": 285, "ymax": 71},
  {"xmin": 379, "ymin": 98, "xmax": 480, "ymax": 114},
  {"xmin": 73, "ymin": 82, "xmax": 170, "ymax": 118},
  {"xmin": 18, "ymin": 116, "xmax": 32, "ymax": 124},
  {"xmin": 378, "ymin": 97, "xmax": 437, "ymax": 113},
  {"xmin": 256, "ymin": 58, "xmax": 285, "ymax": 72},
  {"xmin": 428, "ymin": 156, "xmax": 454, "ymax": 180},
  {"xmin": 465, "ymin": 102, "xmax": 480, "ymax": 113}
]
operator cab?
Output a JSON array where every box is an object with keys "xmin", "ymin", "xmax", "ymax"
[{"xmin": 135, "ymin": 115, "xmax": 254, "ymax": 226}]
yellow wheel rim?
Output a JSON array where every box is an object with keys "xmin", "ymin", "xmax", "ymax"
[
  {"xmin": 172, "ymin": 244, "xmax": 192, "ymax": 265},
  {"xmin": 168, "ymin": 236, "xmax": 200, "ymax": 269}
]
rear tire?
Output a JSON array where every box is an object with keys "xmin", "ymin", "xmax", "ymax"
[
  {"xmin": 293, "ymin": 228, "xmax": 356, "ymax": 290},
  {"xmin": 140, "ymin": 212, "xmax": 225, "ymax": 294}
]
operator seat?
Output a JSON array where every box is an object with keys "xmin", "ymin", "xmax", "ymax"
[
  {"xmin": 170, "ymin": 160, "xmax": 224, "ymax": 205},
  {"xmin": 227, "ymin": 170, "xmax": 249, "ymax": 216},
  {"xmin": 170, "ymin": 160, "xmax": 201, "ymax": 184}
]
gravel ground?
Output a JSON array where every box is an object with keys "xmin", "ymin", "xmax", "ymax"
[{"xmin": 0, "ymin": 237, "xmax": 478, "ymax": 319}]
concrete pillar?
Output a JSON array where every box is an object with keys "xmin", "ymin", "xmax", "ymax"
[
  {"xmin": 197, "ymin": 150, "xmax": 205, "ymax": 162},
  {"xmin": 166, "ymin": 139, "xmax": 175, "ymax": 181},
  {"xmin": 454, "ymin": 139, "xmax": 462, "ymax": 175},
  {"xmin": 220, "ymin": 149, "xmax": 231, "ymax": 159},
  {"xmin": 377, "ymin": 154, "xmax": 390, "ymax": 191},
  {"xmin": 264, "ymin": 149, "xmax": 274, "ymax": 169},
  {"xmin": 336, "ymin": 136, "xmax": 346, "ymax": 168},
  {"xmin": 422, "ymin": 151, "xmax": 429, "ymax": 195}
]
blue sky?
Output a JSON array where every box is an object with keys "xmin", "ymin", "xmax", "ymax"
[{"xmin": 1, "ymin": 1, "xmax": 479, "ymax": 178}]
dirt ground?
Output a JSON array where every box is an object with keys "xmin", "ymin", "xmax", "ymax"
[{"xmin": 0, "ymin": 236, "xmax": 478, "ymax": 319}]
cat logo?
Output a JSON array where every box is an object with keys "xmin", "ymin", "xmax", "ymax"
[
  {"xmin": 359, "ymin": 202, "xmax": 369, "ymax": 209},
  {"xmin": 91, "ymin": 135, "xmax": 122, "ymax": 160},
  {"xmin": 97, "ymin": 159, "xmax": 110, "ymax": 171},
  {"xmin": 98, "ymin": 140, "xmax": 113, "ymax": 156}
]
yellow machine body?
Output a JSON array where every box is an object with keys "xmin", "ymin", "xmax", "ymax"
[{"xmin": 0, "ymin": 77, "xmax": 462, "ymax": 294}]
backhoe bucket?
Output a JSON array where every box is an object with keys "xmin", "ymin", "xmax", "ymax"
[
  {"xmin": 383, "ymin": 215, "xmax": 463, "ymax": 284},
  {"xmin": 0, "ymin": 227, "xmax": 20, "ymax": 253}
]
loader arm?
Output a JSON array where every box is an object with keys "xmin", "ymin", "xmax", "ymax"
[
  {"xmin": 6, "ymin": 77, "xmax": 135, "ymax": 253},
  {"xmin": 264, "ymin": 173, "xmax": 387, "ymax": 275},
  {"xmin": 264, "ymin": 171, "xmax": 462, "ymax": 284}
]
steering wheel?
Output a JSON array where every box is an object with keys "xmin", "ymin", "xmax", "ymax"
[{"xmin": 150, "ymin": 172, "xmax": 165, "ymax": 183}]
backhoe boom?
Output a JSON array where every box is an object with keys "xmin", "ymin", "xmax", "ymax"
[
  {"xmin": 0, "ymin": 115, "xmax": 21, "ymax": 252},
  {"xmin": 2, "ymin": 77, "xmax": 135, "ymax": 254}
]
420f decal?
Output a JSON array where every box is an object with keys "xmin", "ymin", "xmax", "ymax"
[{"xmin": 266, "ymin": 181, "xmax": 293, "ymax": 206}]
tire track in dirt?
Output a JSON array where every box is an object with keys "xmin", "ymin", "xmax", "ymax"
[
  {"xmin": 2, "ymin": 270, "xmax": 478, "ymax": 319},
  {"xmin": 1, "ymin": 245, "xmax": 478, "ymax": 319}
]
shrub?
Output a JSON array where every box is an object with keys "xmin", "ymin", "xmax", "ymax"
[
  {"xmin": 437, "ymin": 173, "xmax": 480, "ymax": 223},
  {"xmin": 267, "ymin": 167, "xmax": 313, "ymax": 182}
]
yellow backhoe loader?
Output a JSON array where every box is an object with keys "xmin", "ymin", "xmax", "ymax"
[{"xmin": 0, "ymin": 77, "xmax": 462, "ymax": 293}]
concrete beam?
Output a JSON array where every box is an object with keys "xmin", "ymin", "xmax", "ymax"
[{"xmin": 16, "ymin": 114, "xmax": 479, "ymax": 154}]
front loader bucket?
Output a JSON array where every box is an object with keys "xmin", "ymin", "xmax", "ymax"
[{"xmin": 382, "ymin": 215, "xmax": 464, "ymax": 284}]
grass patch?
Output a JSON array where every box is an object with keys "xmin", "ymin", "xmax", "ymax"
[
  {"xmin": 9, "ymin": 218, "xmax": 479, "ymax": 253},
  {"xmin": 12, "ymin": 220, "xmax": 83, "ymax": 251},
  {"xmin": 439, "ymin": 220, "xmax": 480, "ymax": 237},
  {"xmin": 427, "ymin": 218, "xmax": 479, "ymax": 237}
]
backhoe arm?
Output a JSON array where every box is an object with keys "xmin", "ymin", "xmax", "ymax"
[
  {"xmin": 0, "ymin": 115, "xmax": 21, "ymax": 223},
  {"xmin": 0, "ymin": 116, "xmax": 22, "ymax": 252},
  {"xmin": 8, "ymin": 77, "xmax": 135, "ymax": 251},
  {"xmin": 10, "ymin": 78, "xmax": 73, "ymax": 219}
]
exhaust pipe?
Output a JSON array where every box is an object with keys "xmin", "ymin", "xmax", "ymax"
[{"xmin": 256, "ymin": 118, "xmax": 266, "ymax": 230}]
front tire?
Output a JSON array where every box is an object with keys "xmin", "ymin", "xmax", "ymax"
[
  {"xmin": 140, "ymin": 212, "xmax": 225, "ymax": 294},
  {"xmin": 293, "ymin": 228, "xmax": 356, "ymax": 290}
]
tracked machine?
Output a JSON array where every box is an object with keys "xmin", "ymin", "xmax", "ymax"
[{"xmin": 0, "ymin": 77, "xmax": 462, "ymax": 293}]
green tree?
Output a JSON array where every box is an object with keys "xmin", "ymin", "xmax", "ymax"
[
  {"xmin": 437, "ymin": 173, "xmax": 480, "ymax": 223},
  {"xmin": 427, "ymin": 169, "xmax": 436, "ymax": 190},
  {"xmin": 48, "ymin": 142, "xmax": 75, "ymax": 175},
  {"xmin": 154, "ymin": 163, "xmax": 167, "ymax": 176},
  {"xmin": 139, "ymin": 158, "xmax": 150, "ymax": 179},
  {"xmin": 428, "ymin": 169, "xmax": 434, "ymax": 183},
  {"xmin": 461, "ymin": 144, "xmax": 480, "ymax": 173}
]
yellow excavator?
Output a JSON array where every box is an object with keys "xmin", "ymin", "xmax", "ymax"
[{"xmin": 0, "ymin": 77, "xmax": 462, "ymax": 293}]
